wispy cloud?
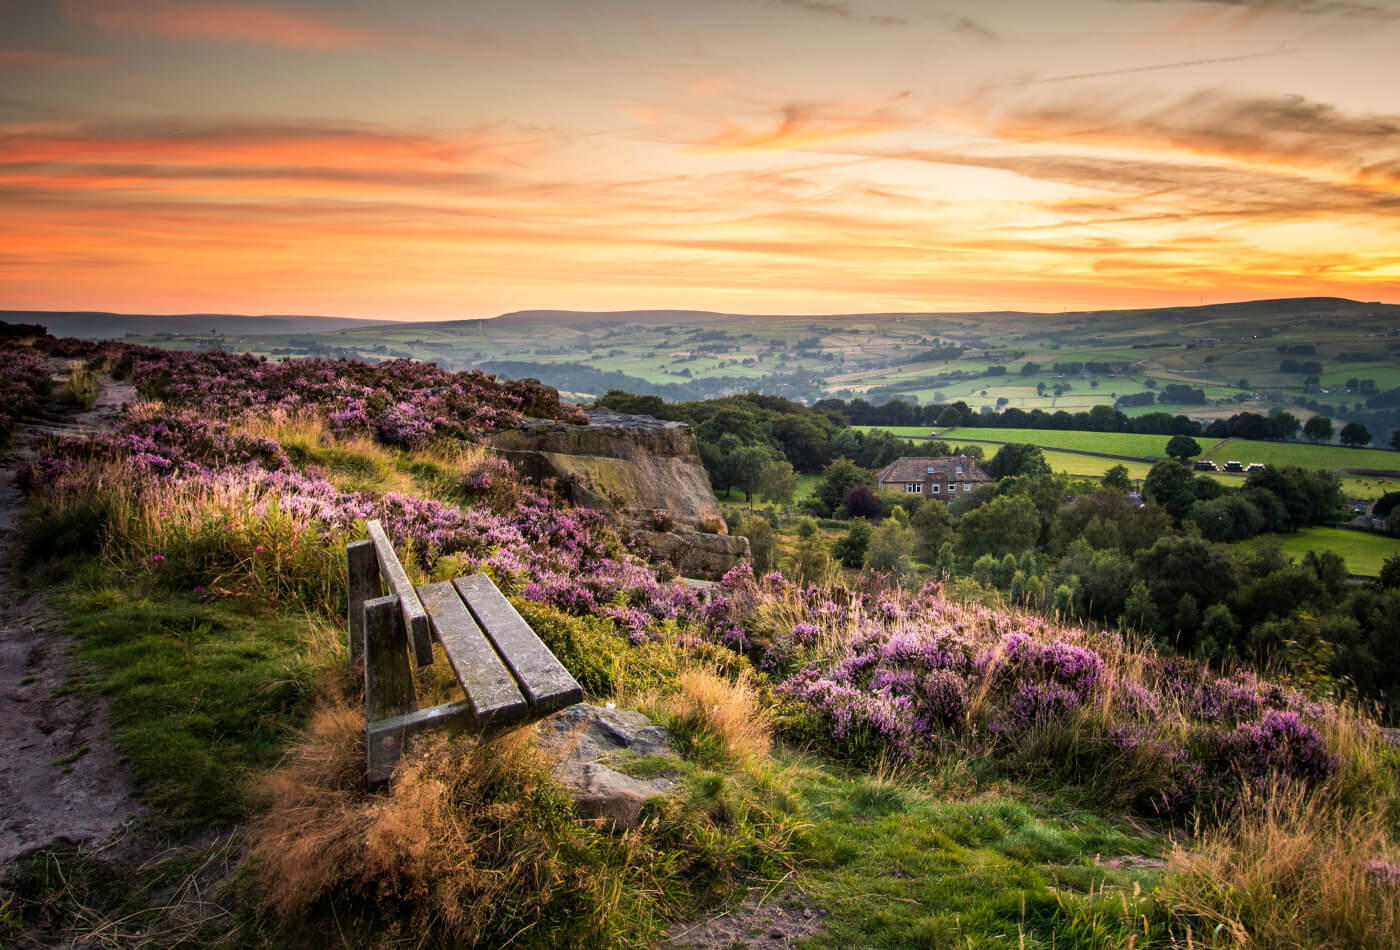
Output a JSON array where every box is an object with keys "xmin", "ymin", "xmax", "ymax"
[
  {"xmin": 695, "ymin": 97, "xmax": 912, "ymax": 152},
  {"xmin": 740, "ymin": 0, "xmax": 905, "ymax": 27},
  {"xmin": 0, "ymin": 48, "xmax": 101, "ymax": 68},
  {"xmin": 948, "ymin": 16, "xmax": 1000, "ymax": 46},
  {"xmin": 980, "ymin": 90, "xmax": 1400, "ymax": 188},
  {"xmin": 1113, "ymin": 0, "xmax": 1400, "ymax": 20},
  {"xmin": 986, "ymin": 48, "xmax": 1289, "ymax": 88},
  {"xmin": 65, "ymin": 0, "xmax": 439, "ymax": 51}
]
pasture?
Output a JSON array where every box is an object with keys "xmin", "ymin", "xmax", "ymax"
[{"xmin": 1240, "ymin": 527, "xmax": 1400, "ymax": 578}]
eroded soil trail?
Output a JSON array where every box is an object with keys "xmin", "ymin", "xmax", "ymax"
[{"xmin": 0, "ymin": 368, "xmax": 140, "ymax": 866}]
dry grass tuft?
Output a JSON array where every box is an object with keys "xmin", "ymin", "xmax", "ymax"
[
  {"xmin": 653, "ymin": 665, "xmax": 773, "ymax": 766},
  {"xmin": 1163, "ymin": 784, "xmax": 1400, "ymax": 948},
  {"xmin": 246, "ymin": 687, "xmax": 659, "ymax": 946}
]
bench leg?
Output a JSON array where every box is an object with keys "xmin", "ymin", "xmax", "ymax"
[
  {"xmin": 364, "ymin": 594, "xmax": 418, "ymax": 785},
  {"xmin": 346, "ymin": 539, "xmax": 380, "ymax": 665}
]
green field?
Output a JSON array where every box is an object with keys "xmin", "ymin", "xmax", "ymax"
[
  {"xmin": 1240, "ymin": 527, "xmax": 1400, "ymax": 577},
  {"xmin": 852, "ymin": 425, "xmax": 1397, "ymax": 498},
  {"xmin": 941, "ymin": 427, "xmax": 1175, "ymax": 458},
  {"xmin": 1201, "ymin": 439, "xmax": 1400, "ymax": 473}
]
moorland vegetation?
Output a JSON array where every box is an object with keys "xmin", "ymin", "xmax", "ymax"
[{"xmin": 1, "ymin": 326, "xmax": 1398, "ymax": 948}]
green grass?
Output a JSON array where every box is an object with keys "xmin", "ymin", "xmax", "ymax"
[
  {"xmin": 57, "ymin": 364, "xmax": 101, "ymax": 410},
  {"xmin": 782, "ymin": 757, "xmax": 1169, "ymax": 949},
  {"xmin": 795, "ymin": 472, "xmax": 821, "ymax": 502},
  {"xmin": 1238, "ymin": 527, "xmax": 1400, "ymax": 578},
  {"xmin": 943, "ymin": 427, "xmax": 1176, "ymax": 458},
  {"xmin": 52, "ymin": 573, "xmax": 325, "ymax": 828},
  {"xmin": 1201, "ymin": 439, "xmax": 1400, "ymax": 474}
]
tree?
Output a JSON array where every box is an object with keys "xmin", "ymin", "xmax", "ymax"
[
  {"xmin": 1303, "ymin": 415, "xmax": 1333, "ymax": 444},
  {"xmin": 1102, "ymin": 464, "xmax": 1132, "ymax": 493},
  {"xmin": 1339, "ymin": 422, "xmax": 1372, "ymax": 447},
  {"xmin": 1390, "ymin": 429, "xmax": 1400, "ymax": 451},
  {"xmin": 787, "ymin": 530, "xmax": 831, "ymax": 586},
  {"xmin": 832, "ymin": 518, "xmax": 872, "ymax": 568},
  {"xmin": 936, "ymin": 406, "xmax": 963, "ymax": 428},
  {"xmin": 730, "ymin": 443, "xmax": 777, "ymax": 504},
  {"xmin": 739, "ymin": 515, "xmax": 778, "ymax": 573},
  {"xmin": 956, "ymin": 493, "xmax": 1040, "ymax": 561},
  {"xmin": 1132, "ymin": 535, "xmax": 1237, "ymax": 651},
  {"xmin": 1143, "ymin": 460, "xmax": 1196, "ymax": 520},
  {"xmin": 865, "ymin": 520, "xmax": 914, "ymax": 576},
  {"xmin": 815, "ymin": 458, "xmax": 873, "ymax": 516},
  {"xmin": 1165, "ymin": 435, "xmax": 1202, "ymax": 462},
  {"xmin": 1380, "ymin": 553, "xmax": 1400, "ymax": 590},
  {"xmin": 1270, "ymin": 411, "xmax": 1301, "ymax": 441},
  {"xmin": 985, "ymin": 443, "xmax": 1051, "ymax": 479},
  {"xmin": 757, "ymin": 460, "xmax": 797, "ymax": 506},
  {"xmin": 911, "ymin": 497, "xmax": 955, "ymax": 563},
  {"xmin": 841, "ymin": 484, "xmax": 883, "ymax": 520}
]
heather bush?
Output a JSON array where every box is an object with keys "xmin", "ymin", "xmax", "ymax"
[
  {"xmin": 110, "ymin": 346, "xmax": 587, "ymax": 447},
  {"xmin": 0, "ymin": 346, "xmax": 52, "ymax": 447}
]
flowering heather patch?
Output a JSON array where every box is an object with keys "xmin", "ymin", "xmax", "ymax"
[
  {"xmin": 697, "ymin": 568, "xmax": 1348, "ymax": 819},
  {"xmin": 34, "ymin": 409, "xmax": 290, "ymax": 480},
  {"xmin": 0, "ymin": 346, "xmax": 53, "ymax": 445},
  {"xmin": 111, "ymin": 346, "xmax": 587, "ymax": 446}
]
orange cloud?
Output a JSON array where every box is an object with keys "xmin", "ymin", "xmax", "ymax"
[
  {"xmin": 983, "ymin": 90, "xmax": 1400, "ymax": 190},
  {"xmin": 66, "ymin": 0, "xmax": 404, "ymax": 50},
  {"xmin": 0, "ymin": 119, "xmax": 549, "ymax": 179},
  {"xmin": 0, "ymin": 48, "xmax": 100, "ymax": 67},
  {"xmin": 696, "ymin": 101, "xmax": 908, "ymax": 153}
]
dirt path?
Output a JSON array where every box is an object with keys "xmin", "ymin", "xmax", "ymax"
[{"xmin": 0, "ymin": 370, "xmax": 140, "ymax": 866}]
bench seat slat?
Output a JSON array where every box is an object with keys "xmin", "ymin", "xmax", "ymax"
[
  {"xmin": 453, "ymin": 573, "xmax": 583, "ymax": 717},
  {"xmin": 418, "ymin": 582, "xmax": 529, "ymax": 728},
  {"xmin": 366, "ymin": 519, "xmax": 434, "ymax": 667}
]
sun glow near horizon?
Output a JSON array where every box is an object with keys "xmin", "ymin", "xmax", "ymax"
[{"xmin": 2, "ymin": 0, "xmax": 1398, "ymax": 320}]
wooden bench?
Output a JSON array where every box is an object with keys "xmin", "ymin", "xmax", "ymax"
[{"xmin": 347, "ymin": 519, "xmax": 583, "ymax": 784}]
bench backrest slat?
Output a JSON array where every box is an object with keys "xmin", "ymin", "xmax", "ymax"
[
  {"xmin": 366, "ymin": 520, "xmax": 434, "ymax": 667},
  {"xmin": 418, "ymin": 581, "xmax": 529, "ymax": 728},
  {"xmin": 363, "ymin": 595, "xmax": 419, "ymax": 723},
  {"xmin": 453, "ymin": 573, "xmax": 584, "ymax": 717},
  {"xmin": 346, "ymin": 539, "xmax": 381, "ymax": 664}
]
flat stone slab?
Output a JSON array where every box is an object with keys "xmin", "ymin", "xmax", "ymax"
[{"xmin": 535, "ymin": 704, "xmax": 678, "ymax": 829}]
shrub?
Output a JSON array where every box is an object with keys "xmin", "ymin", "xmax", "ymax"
[{"xmin": 57, "ymin": 363, "xmax": 100, "ymax": 410}]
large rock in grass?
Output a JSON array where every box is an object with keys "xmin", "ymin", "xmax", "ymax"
[
  {"xmin": 535, "ymin": 704, "xmax": 679, "ymax": 830},
  {"xmin": 488, "ymin": 410, "xmax": 748, "ymax": 578}
]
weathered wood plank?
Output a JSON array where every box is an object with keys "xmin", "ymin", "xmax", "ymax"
[
  {"xmin": 363, "ymin": 594, "xmax": 417, "ymax": 723},
  {"xmin": 365, "ymin": 519, "xmax": 433, "ymax": 667},
  {"xmin": 346, "ymin": 539, "xmax": 380, "ymax": 665},
  {"xmin": 453, "ymin": 574, "xmax": 583, "ymax": 717},
  {"xmin": 418, "ymin": 582, "xmax": 529, "ymax": 728},
  {"xmin": 365, "ymin": 700, "xmax": 475, "ymax": 786}
]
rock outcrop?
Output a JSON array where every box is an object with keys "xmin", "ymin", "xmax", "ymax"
[
  {"xmin": 535, "ymin": 704, "xmax": 679, "ymax": 830},
  {"xmin": 489, "ymin": 410, "xmax": 748, "ymax": 578}
]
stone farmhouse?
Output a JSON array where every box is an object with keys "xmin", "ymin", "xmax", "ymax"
[{"xmin": 875, "ymin": 455, "xmax": 991, "ymax": 499}]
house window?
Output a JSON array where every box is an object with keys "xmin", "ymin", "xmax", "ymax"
[
  {"xmin": 954, "ymin": 465, "xmax": 963, "ymax": 474},
  {"xmin": 930, "ymin": 484, "xmax": 940, "ymax": 493},
  {"xmin": 926, "ymin": 466, "xmax": 935, "ymax": 474},
  {"xmin": 904, "ymin": 482, "xmax": 921, "ymax": 493},
  {"xmin": 948, "ymin": 484, "xmax": 956, "ymax": 492},
  {"xmin": 962, "ymin": 482, "xmax": 972, "ymax": 491}
]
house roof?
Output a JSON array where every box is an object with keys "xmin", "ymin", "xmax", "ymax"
[{"xmin": 876, "ymin": 455, "xmax": 990, "ymax": 484}]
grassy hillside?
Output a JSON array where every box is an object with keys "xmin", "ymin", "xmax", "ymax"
[{"xmin": 7, "ymin": 335, "xmax": 1400, "ymax": 949}]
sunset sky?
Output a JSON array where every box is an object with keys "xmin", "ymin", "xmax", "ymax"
[{"xmin": 2, "ymin": 0, "xmax": 1398, "ymax": 319}]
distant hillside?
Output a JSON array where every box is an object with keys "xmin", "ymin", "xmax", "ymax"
[{"xmin": 4, "ymin": 311, "xmax": 388, "ymax": 340}]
